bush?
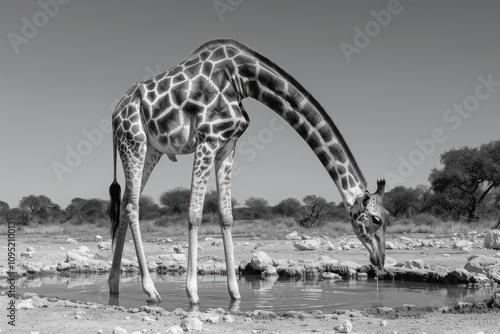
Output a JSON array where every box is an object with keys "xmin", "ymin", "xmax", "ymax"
[
  {"xmin": 390, "ymin": 218, "xmax": 411, "ymax": 226},
  {"xmin": 412, "ymin": 213, "xmax": 439, "ymax": 226}
]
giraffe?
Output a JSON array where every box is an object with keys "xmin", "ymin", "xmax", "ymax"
[{"xmin": 108, "ymin": 39, "xmax": 389, "ymax": 305}]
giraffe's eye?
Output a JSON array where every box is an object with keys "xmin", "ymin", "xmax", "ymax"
[{"xmin": 371, "ymin": 216, "xmax": 382, "ymax": 226}]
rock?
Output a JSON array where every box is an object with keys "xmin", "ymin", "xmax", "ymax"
[
  {"xmin": 16, "ymin": 299, "xmax": 34, "ymax": 309},
  {"xmin": 322, "ymin": 272, "xmax": 342, "ymax": 280},
  {"xmin": 385, "ymin": 257, "xmax": 398, "ymax": 267},
  {"xmin": 420, "ymin": 240, "xmax": 434, "ymax": 247},
  {"xmin": 97, "ymin": 241, "xmax": 111, "ymax": 250},
  {"xmin": 446, "ymin": 268, "xmax": 475, "ymax": 283},
  {"xmin": 453, "ymin": 240, "xmax": 473, "ymax": 250},
  {"xmin": 325, "ymin": 241, "xmax": 336, "ymax": 250},
  {"xmin": 95, "ymin": 235, "xmax": 103, "ymax": 241},
  {"xmin": 403, "ymin": 259, "xmax": 430, "ymax": 270},
  {"xmin": 62, "ymin": 252, "xmax": 110, "ymax": 273},
  {"xmin": 443, "ymin": 254, "xmax": 451, "ymax": 257},
  {"xmin": 464, "ymin": 255, "xmax": 500, "ymax": 280},
  {"xmin": 59, "ymin": 246, "xmax": 65, "ymax": 250},
  {"xmin": 202, "ymin": 315, "xmax": 219, "ymax": 324},
  {"xmin": 165, "ymin": 325, "xmax": 183, "ymax": 334},
  {"xmin": 173, "ymin": 245, "xmax": 184, "ymax": 254},
  {"xmin": 285, "ymin": 231, "xmax": 302, "ymax": 240},
  {"xmin": 223, "ymin": 315, "xmax": 235, "ymax": 323},
  {"xmin": 484, "ymin": 230, "xmax": 500, "ymax": 249},
  {"xmin": 17, "ymin": 262, "xmax": 43, "ymax": 274},
  {"xmin": 20, "ymin": 251, "xmax": 36, "ymax": 258},
  {"xmin": 385, "ymin": 241, "xmax": 398, "ymax": 250},
  {"xmin": 78, "ymin": 246, "xmax": 90, "ymax": 253},
  {"xmin": 251, "ymin": 251, "xmax": 273, "ymax": 271},
  {"xmin": 26, "ymin": 246, "xmax": 35, "ymax": 252},
  {"xmin": 293, "ymin": 238, "xmax": 320, "ymax": 251},
  {"xmin": 333, "ymin": 319, "xmax": 352, "ymax": 333},
  {"xmin": 180, "ymin": 318, "xmax": 203, "ymax": 332},
  {"xmin": 66, "ymin": 238, "xmax": 78, "ymax": 244},
  {"xmin": 111, "ymin": 328, "xmax": 128, "ymax": 334},
  {"xmin": 211, "ymin": 239, "xmax": 223, "ymax": 246},
  {"xmin": 400, "ymin": 237, "xmax": 412, "ymax": 242}
]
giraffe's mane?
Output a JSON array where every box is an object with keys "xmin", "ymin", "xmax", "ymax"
[{"xmin": 188, "ymin": 39, "xmax": 367, "ymax": 189}]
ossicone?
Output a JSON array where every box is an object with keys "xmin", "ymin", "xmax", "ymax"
[{"xmin": 375, "ymin": 179, "xmax": 386, "ymax": 196}]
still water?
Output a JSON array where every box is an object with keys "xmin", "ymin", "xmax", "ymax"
[{"xmin": 12, "ymin": 273, "xmax": 495, "ymax": 312}]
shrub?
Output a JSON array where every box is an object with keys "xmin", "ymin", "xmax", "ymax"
[{"xmin": 412, "ymin": 213, "xmax": 439, "ymax": 226}]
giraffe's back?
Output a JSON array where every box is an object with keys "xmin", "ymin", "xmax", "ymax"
[{"xmin": 112, "ymin": 40, "xmax": 251, "ymax": 156}]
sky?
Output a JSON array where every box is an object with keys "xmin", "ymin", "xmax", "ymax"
[{"xmin": 1, "ymin": 0, "xmax": 499, "ymax": 209}]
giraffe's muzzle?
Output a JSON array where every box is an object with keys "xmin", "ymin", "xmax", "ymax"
[{"xmin": 369, "ymin": 229, "xmax": 386, "ymax": 270}]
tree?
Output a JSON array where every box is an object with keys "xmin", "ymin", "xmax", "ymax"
[
  {"xmin": 19, "ymin": 195, "xmax": 58, "ymax": 223},
  {"xmin": 273, "ymin": 198, "xmax": 301, "ymax": 217},
  {"xmin": 159, "ymin": 187, "xmax": 191, "ymax": 214},
  {"xmin": 299, "ymin": 195, "xmax": 334, "ymax": 228},
  {"xmin": 139, "ymin": 195, "xmax": 161, "ymax": 220},
  {"xmin": 3, "ymin": 208, "xmax": 29, "ymax": 225},
  {"xmin": 430, "ymin": 142, "xmax": 500, "ymax": 221},
  {"xmin": 244, "ymin": 197, "xmax": 269, "ymax": 221},
  {"xmin": 0, "ymin": 201, "xmax": 9, "ymax": 213},
  {"xmin": 384, "ymin": 186, "xmax": 418, "ymax": 218},
  {"xmin": 203, "ymin": 190, "xmax": 238, "ymax": 214},
  {"xmin": 65, "ymin": 198, "xmax": 107, "ymax": 224}
]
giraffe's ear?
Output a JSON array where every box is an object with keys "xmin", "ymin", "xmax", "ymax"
[
  {"xmin": 375, "ymin": 179, "xmax": 386, "ymax": 197},
  {"xmin": 361, "ymin": 192, "xmax": 371, "ymax": 209}
]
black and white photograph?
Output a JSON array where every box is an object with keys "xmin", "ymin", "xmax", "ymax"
[{"xmin": 1, "ymin": 1, "xmax": 500, "ymax": 333}]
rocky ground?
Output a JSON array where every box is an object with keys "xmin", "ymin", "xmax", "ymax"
[{"xmin": 2, "ymin": 229, "xmax": 500, "ymax": 333}]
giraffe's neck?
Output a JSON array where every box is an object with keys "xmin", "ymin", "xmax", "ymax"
[{"xmin": 227, "ymin": 45, "xmax": 367, "ymax": 207}]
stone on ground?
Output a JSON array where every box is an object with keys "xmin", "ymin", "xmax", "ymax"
[
  {"xmin": 484, "ymin": 230, "xmax": 500, "ymax": 249},
  {"xmin": 111, "ymin": 327, "xmax": 127, "ymax": 334},
  {"xmin": 181, "ymin": 318, "xmax": 203, "ymax": 332},
  {"xmin": 98, "ymin": 241, "xmax": 111, "ymax": 250},
  {"xmin": 464, "ymin": 255, "xmax": 500, "ymax": 280},
  {"xmin": 293, "ymin": 238, "xmax": 320, "ymax": 251},
  {"xmin": 403, "ymin": 259, "xmax": 430, "ymax": 270},
  {"xmin": 454, "ymin": 239, "xmax": 473, "ymax": 251},
  {"xmin": 333, "ymin": 318, "xmax": 352, "ymax": 333},
  {"xmin": 285, "ymin": 231, "xmax": 302, "ymax": 240},
  {"xmin": 322, "ymin": 272, "xmax": 342, "ymax": 280},
  {"xmin": 16, "ymin": 298, "xmax": 34, "ymax": 310},
  {"xmin": 65, "ymin": 238, "xmax": 77, "ymax": 244},
  {"xmin": 165, "ymin": 325, "xmax": 183, "ymax": 334},
  {"xmin": 251, "ymin": 251, "xmax": 273, "ymax": 271}
]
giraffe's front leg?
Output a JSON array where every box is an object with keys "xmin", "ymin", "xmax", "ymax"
[
  {"xmin": 186, "ymin": 142, "xmax": 215, "ymax": 304},
  {"xmin": 215, "ymin": 144, "xmax": 241, "ymax": 301}
]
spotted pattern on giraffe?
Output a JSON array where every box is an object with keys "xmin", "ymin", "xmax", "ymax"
[{"xmin": 108, "ymin": 39, "xmax": 389, "ymax": 304}]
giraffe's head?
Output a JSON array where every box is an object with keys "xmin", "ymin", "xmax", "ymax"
[{"xmin": 349, "ymin": 179, "xmax": 389, "ymax": 270}]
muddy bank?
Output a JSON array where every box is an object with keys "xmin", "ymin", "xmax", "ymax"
[{"xmin": 3, "ymin": 291, "xmax": 500, "ymax": 333}]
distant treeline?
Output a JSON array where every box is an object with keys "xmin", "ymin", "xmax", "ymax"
[{"xmin": 1, "ymin": 140, "xmax": 499, "ymax": 227}]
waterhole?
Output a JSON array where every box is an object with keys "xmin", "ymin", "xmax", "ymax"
[{"xmin": 11, "ymin": 274, "xmax": 495, "ymax": 312}]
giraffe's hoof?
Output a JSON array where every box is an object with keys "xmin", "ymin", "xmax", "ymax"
[{"xmin": 146, "ymin": 294, "xmax": 162, "ymax": 306}]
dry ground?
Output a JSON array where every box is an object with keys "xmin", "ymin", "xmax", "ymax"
[{"xmin": 1, "ymin": 228, "xmax": 500, "ymax": 333}]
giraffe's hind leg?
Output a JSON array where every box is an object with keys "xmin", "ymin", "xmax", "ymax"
[{"xmin": 108, "ymin": 137, "xmax": 162, "ymax": 304}]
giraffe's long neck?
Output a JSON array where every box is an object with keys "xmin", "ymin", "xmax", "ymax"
[{"xmin": 228, "ymin": 46, "xmax": 367, "ymax": 207}]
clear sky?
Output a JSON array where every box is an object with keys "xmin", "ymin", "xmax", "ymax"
[{"xmin": 1, "ymin": 0, "xmax": 499, "ymax": 209}]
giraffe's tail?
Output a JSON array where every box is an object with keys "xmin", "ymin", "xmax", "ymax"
[{"xmin": 108, "ymin": 137, "xmax": 121, "ymax": 248}]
